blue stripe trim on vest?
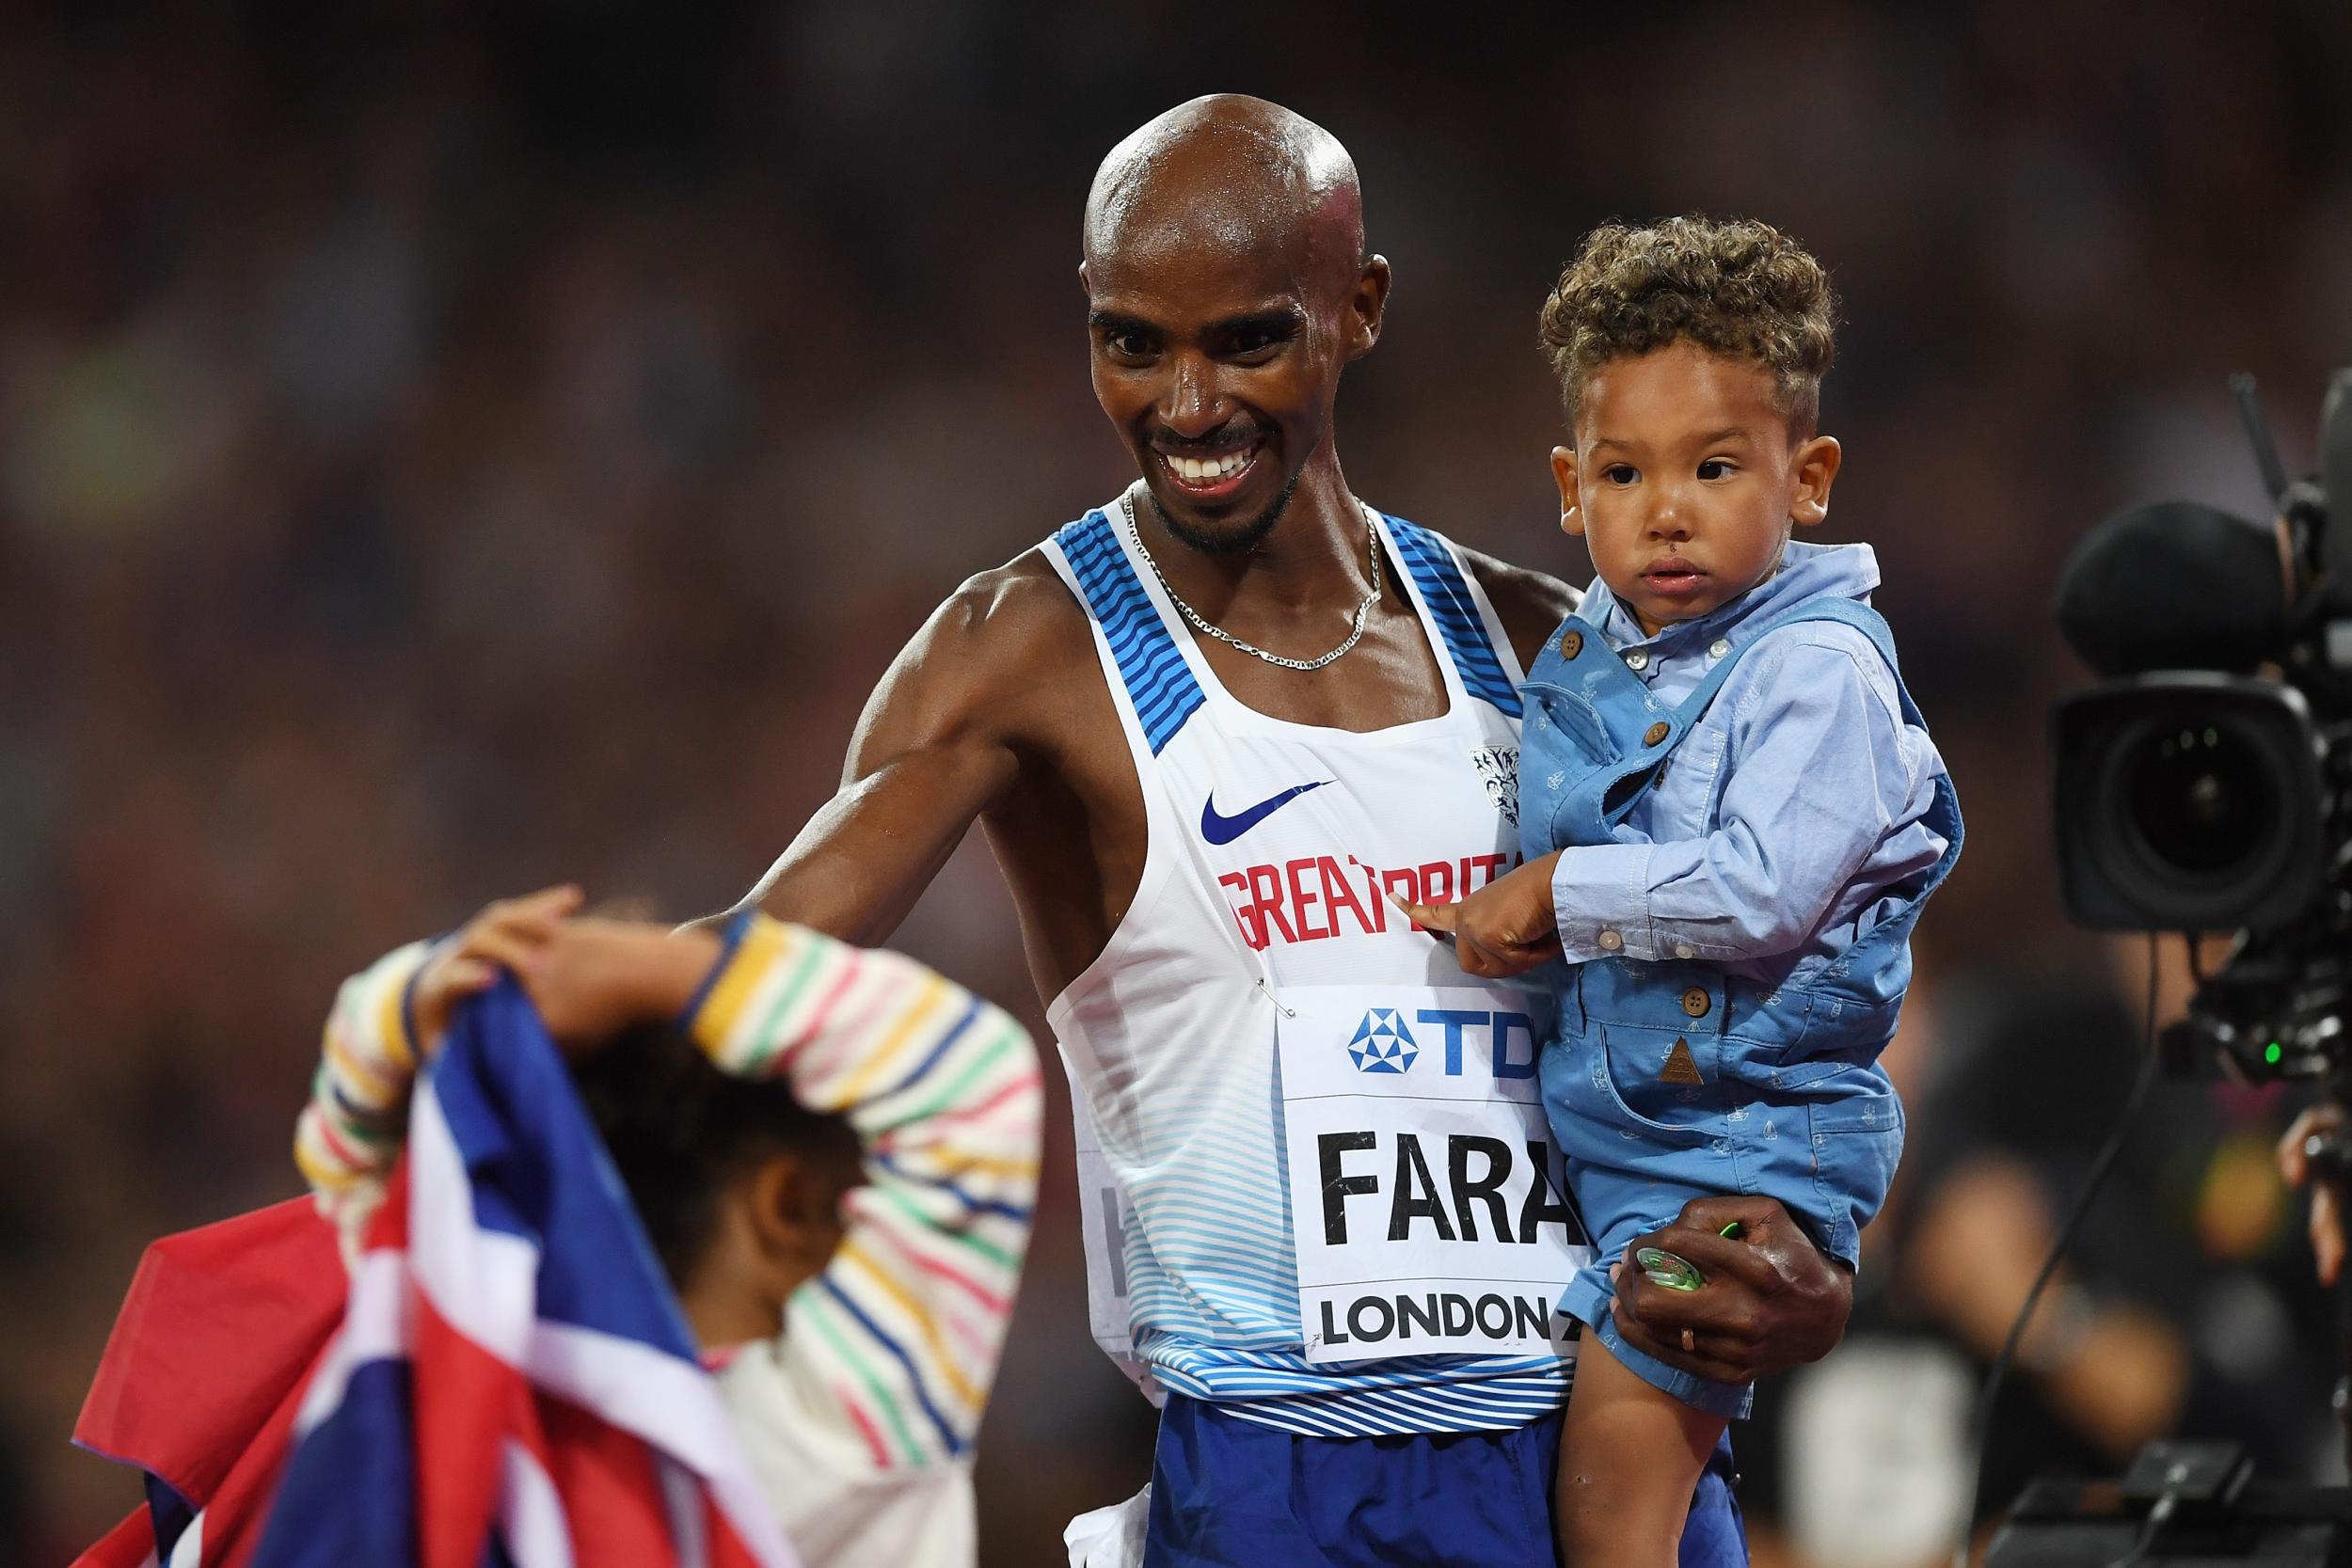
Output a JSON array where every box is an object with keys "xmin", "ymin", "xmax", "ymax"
[
  {"xmin": 1385, "ymin": 516, "xmax": 1522, "ymax": 718},
  {"xmin": 1056, "ymin": 511, "xmax": 1206, "ymax": 754}
]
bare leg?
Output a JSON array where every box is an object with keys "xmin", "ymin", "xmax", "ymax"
[{"xmin": 1556, "ymin": 1336, "xmax": 1729, "ymax": 1568}]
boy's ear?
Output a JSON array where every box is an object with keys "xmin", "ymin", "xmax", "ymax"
[
  {"xmin": 1551, "ymin": 446, "xmax": 1585, "ymax": 537},
  {"xmin": 744, "ymin": 1154, "xmax": 845, "ymax": 1276},
  {"xmin": 1790, "ymin": 435, "xmax": 1842, "ymax": 529}
]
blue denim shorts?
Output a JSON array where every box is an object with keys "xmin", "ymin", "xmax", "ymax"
[{"xmin": 1542, "ymin": 962, "xmax": 1905, "ymax": 1415}]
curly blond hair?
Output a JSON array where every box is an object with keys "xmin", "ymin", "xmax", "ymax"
[{"xmin": 1539, "ymin": 214, "xmax": 1836, "ymax": 436}]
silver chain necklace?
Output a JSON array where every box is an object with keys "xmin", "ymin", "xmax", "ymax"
[{"xmin": 1120, "ymin": 488, "xmax": 1383, "ymax": 673}]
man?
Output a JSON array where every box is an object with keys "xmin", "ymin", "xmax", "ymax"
[{"xmin": 729, "ymin": 95, "xmax": 1851, "ymax": 1566}]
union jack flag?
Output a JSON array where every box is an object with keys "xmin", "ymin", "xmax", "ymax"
[{"xmin": 73, "ymin": 981, "xmax": 800, "ymax": 1568}]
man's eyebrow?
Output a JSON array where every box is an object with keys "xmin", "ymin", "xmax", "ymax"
[
  {"xmin": 1087, "ymin": 309, "xmax": 1164, "ymax": 334},
  {"xmin": 1208, "ymin": 305, "xmax": 1306, "ymax": 336}
]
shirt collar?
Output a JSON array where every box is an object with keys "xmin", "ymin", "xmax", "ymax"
[{"xmin": 1580, "ymin": 540, "xmax": 1882, "ymax": 656}]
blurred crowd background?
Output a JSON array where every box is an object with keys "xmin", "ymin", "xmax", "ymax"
[{"xmin": 5, "ymin": 2, "xmax": 2350, "ymax": 1563}]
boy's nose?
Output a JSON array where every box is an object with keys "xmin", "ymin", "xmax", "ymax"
[{"xmin": 1645, "ymin": 502, "xmax": 1693, "ymax": 542}]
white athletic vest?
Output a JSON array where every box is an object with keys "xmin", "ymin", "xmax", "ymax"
[{"xmin": 1042, "ymin": 493, "xmax": 1581, "ymax": 1437}]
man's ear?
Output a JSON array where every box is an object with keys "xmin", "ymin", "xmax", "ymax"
[
  {"xmin": 1551, "ymin": 446, "xmax": 1585, "ymax": 538},
  {"xmin": 1344, "ymin": 254, "xmax": 1392, "ymax": 360},
  {"xmin": 1790, "ymin": 435, "xmax": 1841, "ymax": 529}
]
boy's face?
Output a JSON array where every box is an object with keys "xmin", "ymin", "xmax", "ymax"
[{"xmin": 1552, "ymin": 341, "xmax": 1841, "ymax": 638}]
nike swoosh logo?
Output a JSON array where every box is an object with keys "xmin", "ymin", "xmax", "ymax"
[{"xmin": 1200, "ymin": 781, "xmax": 1334, "ymax": 846}]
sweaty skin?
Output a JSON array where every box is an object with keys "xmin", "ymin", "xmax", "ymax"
[{"xmin": 726, "ymin": 94, "xmax": 1848, "ymax": 1386}]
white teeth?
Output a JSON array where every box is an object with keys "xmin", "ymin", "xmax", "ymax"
[{"xmin": 1168, "ymin": 449, "xmax": 1253, "ymax": 483}]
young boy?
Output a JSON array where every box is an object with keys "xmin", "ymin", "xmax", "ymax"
[
  {"xmin": 295, "ymin": 887, "xmax": 1042, "ymax": 1568},
  {"xmin": 1401, "ymin": 215, "xmax": 1962, "ymax": 1565}
]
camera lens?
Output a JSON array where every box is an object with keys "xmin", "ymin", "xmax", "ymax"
[
  {"xmin": 2122, "ymin": 723, "xmax": 2276, "ymax": 875},
  {"xmin": 2053, "ymin": 674, "xmax": 2322, "ymax": 933}
]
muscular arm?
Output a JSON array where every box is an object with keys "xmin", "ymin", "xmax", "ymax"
[{"xmin": 719, "ymin": 558, "xmax": 1088, "ymax": 946}]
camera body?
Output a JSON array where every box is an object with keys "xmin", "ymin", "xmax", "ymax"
[{"xmin": 2050, "ymin": 370, "xmax": 2352, "ymax": 1080}]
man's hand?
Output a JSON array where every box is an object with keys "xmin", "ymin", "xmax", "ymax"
[
  {"xmin": 1393, "ymin": 851, "xmax": 1565, "ymax": 979},
  {"xmin": 521, "ymin": 917, "xmax": 723, "ymax": 1053},
  {"xmin": 411, "ymin": 885, "xmax": 583, "ymax": 1055},
  {"xmin": 1609, "ymin": 1195, "xmax": 1852, "ymax": 1384},
  {"xmin": 2279, "ymin": 1102, "xmax": 2347, "ymax": 1286}
]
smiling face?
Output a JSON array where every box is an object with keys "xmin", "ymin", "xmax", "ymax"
[
  {"xmin": 1554, "ymin": 341, "xmax": 1842, "ymax": 637},
  {"xmin": 1081, "ymin": 97, "xmax": 1386, "ymax": 554}
]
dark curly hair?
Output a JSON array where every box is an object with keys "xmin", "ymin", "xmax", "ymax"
[
  {"xmin": 572, "ymin": 1021, "xmax": 859, "ymax": 1290},
  {"xmin": 1539, "ymin": 214, "xmax": 1836, "ymax": 436}
]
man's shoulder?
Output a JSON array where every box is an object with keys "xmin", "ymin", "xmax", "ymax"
[
  {"xmin": 927, "ymin": 548, "xmax": 1092, "ymax": 661},
  {"xmin": 867, "ymin": 548, "xmax": 1101, "ymax": 741},
  {"xmin": 1448, "ymin": 541, "xmax": 1582, "ymax": 672}
]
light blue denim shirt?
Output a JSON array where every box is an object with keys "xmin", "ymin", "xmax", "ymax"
[{"xmin": 1544, "ymin": 540, "xmax": 1951, "ymax": 987}]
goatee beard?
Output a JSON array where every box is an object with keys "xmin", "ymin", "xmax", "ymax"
[{"xmin": 1146, "ymin": 471, "xmax": 1302, "ymax": 557}]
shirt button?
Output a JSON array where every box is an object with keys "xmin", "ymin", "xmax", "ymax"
[
  {"xmin": 1680, "ymin": 987, "xmax": 1711, "ymax": 1018},
  {"xmin": 1597, "ymin": 929, "xmax": 1624, "ymax": 952},
  {"xmin": 1643, "ymin": 721, "xmax": 1671, "ymax": 746},
  {"xmin": 1708, "ymin": 638, "xmax": 1730, "ymax": 658},
  {"xmin": 1675, "ymin": 942, "xmax": 1695, "ymax": 959},
  {"xmin": 1559, "ymin": 628, "xmax": 1583, "ymax": 659},
  {"xmin": 1625, "ymin": 650, "xmax": 1649, "ymax": 672}
]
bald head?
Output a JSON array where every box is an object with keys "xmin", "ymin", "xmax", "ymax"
[
  {"xmin": 1084, "ymin": 95, "xmax": 1364, "ymax": 293},
  {"xmin": 1080, "ymin": 97, "xmax": 1390, "ymax": 555}
]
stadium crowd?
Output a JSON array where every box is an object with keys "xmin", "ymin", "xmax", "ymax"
[{"xmin": 5, "ymin": 3, "xmax": 2350, "ymax": 1562}]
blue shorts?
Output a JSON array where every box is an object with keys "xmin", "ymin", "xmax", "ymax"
[
  {"xmin": 1544, "ymin": 963, "xmax": 1905, "ymax": 1418},
  {"xmin": 1142, "ymin": 1392, "xmax": 1745, "ymax": 1568}
]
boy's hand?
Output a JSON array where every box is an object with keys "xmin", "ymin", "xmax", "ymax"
[
  {"xmin": 521, "ymin": 917, "xmax": 723, "ymax": 1054},
  {"xmin": 412, "ymin": 885, "xmax": 584, "ymax": 1056},
  {"xmin": 1392, "ymin": 851, "xmax": 1565, "ymax": 979}
]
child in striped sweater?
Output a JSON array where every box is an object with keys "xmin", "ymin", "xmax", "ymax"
[{"xmin": 294, "ymin": 887, "xmax": 1042, "ymax": 1568}]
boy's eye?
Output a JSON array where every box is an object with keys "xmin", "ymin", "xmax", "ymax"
[
  {"xmin": 1602, "ymin": 465, "xmax": 1639, "ymax": 485},
  {"xmin": 1697, "ymin": 459, "xmax": 1737, "ymax": 481}
]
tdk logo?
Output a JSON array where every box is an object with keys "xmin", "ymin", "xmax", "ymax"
[
  {"xmin": 1348, "ymin": 1009, "xmax": 1419, "ymax": 1072},
  {"xmin": 1345, "ymin": 1007, "xmax": 1538, "ymax": 1079}
]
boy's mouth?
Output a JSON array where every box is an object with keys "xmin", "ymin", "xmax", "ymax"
[{"xmin": 1642, "ymin": 559, "xmax": 1708, "ymax": 598}]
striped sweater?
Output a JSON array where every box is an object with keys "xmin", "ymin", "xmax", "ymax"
[{"xmin": 295, "ymin": 914, "xmax": 1042, "ymax": 1567}]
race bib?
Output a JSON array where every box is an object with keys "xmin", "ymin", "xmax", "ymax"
[{"xmin": 1279, "ymin": 983, "xmax": 1589, "ymax": 1363}]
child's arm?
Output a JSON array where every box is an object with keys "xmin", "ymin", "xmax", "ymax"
[
  {"xmin": 683, "ymin": 913, "xmax": 1042, "ymax": 1474},
  {"xmin": 1393, "ymin": 852, "xmax": 1565, "ymax": 978},
  {"xmin": 1549, "ymin": 629, "xmax": 1925, "ymax": 964},
  {"xmin": 294, "ymin": 886, "xmax": 583, "ymax": 1259}
]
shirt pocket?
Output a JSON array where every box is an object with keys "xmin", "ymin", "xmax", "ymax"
[
  {"xmin": 1518, "ymin": 685, "xmax": 1617, "ymax": 851},
  {"xmin": 1644, "ymin": 711, "xmax": 1730, "ymax": 834},
  {"xmin": 1520, "ymin": 682, "xmax": 1620, "ymax": 775}
]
